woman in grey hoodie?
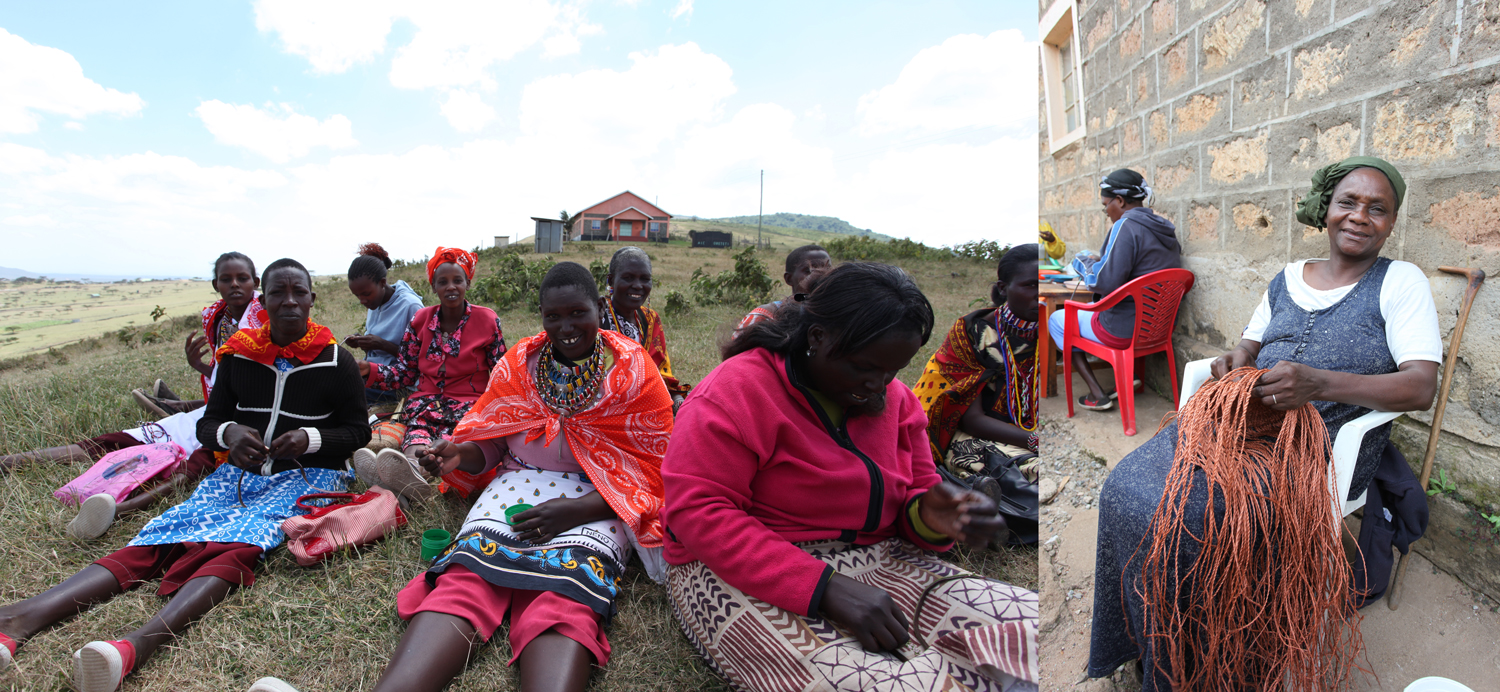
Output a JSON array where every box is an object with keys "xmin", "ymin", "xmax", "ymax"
[{"xmin": 1047, "ymin": 168, "xmax": 1182, "ymax": 411}]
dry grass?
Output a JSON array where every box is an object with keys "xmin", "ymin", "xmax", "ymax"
[
  {"xmin": 0, "ymin": 240, "xmax": 1035, "ymax": 691},
  {"xmin": 0, "ymin": 280, "xmax": 215, "ymax": 360}
]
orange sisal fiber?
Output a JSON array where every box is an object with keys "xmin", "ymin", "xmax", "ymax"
[{"xmin": 1136, "ymin": 367, "xmax": 1363, "ymax": 689}]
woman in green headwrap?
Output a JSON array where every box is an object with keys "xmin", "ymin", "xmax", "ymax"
[{"xmin": 1087, "ymin": 156, "xmax": 1442, "ymax": 688}]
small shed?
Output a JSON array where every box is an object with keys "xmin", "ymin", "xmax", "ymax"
[
  {"xmin": 532, "ymin": 218, "xmax": 565, "ymax": 254},
  {"xmin": 689, "ymin": 230, "xmax": 732, "ymax": 248}
]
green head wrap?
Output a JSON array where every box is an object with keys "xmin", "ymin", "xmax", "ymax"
[{"xmin": 1295, "ymin": 156, "xmax": 1406, "ymax": 228}]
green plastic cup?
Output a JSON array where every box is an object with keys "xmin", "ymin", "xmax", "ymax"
[
  {"xmin": 420, "ymin": 529, "xmax": 452, "ymax": 562},
  {"xmin": 505, "ymin": 504, "xmax": 534, "ymax": 524}
]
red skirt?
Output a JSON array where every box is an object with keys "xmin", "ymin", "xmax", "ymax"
[
  {"xmin": 396, "ymin": 564, "xmax": 609, "ymax": 665},
  {"xmin": 94, "ymin": 541, "xmax": 262, "ymax": 596}
]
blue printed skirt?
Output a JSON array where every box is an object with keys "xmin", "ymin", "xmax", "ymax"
[{"xmin": 129, "ymin": 463, "xmax": 351, "ymax": 554}]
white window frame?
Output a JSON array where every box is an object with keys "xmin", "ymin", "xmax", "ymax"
[{"xmin": 1040, "ymin": 0, "xmax": 1086, "ymax": 154}]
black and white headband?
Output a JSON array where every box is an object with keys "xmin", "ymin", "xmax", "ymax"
[{"xmin": 1099, "ymin": 177, "xmax": 1153, "ymax": 203}]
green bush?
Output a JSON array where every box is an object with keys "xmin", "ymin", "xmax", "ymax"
[
  {"xmin": 588, "ymin": 259, "xmax": 610, "ymax": 293},
  {"xmin": 469, "ymin": 253, "xmax": 555, "ymax": 310},
  {"xmin": 823, "ymin": 235, "xmax": 955, "ymax": 262},
  {"xmin": 689, "ymin": 246, "xmax": 775, "ymax": 309},
  {"xmin": 949, "ymin": 239, "xmax": 1011, "ymax": 264},
  {"xmin": 663, "ymin": 290, "xmax": 691, "ymax": 317}
]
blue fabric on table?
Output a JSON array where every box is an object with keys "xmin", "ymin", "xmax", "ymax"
[{"xmin": 129, "ymin": 463, "xmax": 351, "ymax": 554}]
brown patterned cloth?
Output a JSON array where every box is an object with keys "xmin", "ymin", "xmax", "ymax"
[{"xmin": 669, "ymin": 538, "xmax": 1038, "ymax": 692}]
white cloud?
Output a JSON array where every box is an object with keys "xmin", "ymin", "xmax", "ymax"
[
  {"xmin": 253, "ymin": 0, "xmax": 398, "ymax": 73},
  {"xmin": 520, "ymin": 43, "xmax": 735, "ymax": 153},
  {"xmin": 195, "ymin": 100, "xmax": 357, "ymax": 163},
  {"xmin": 670, "ymin": 0, "xmax": 695, "ymax": 19},
  {"xmin": 440, "ymin": 90, "xmax": 498, "ymax": 132},
  {"xmin": 0, "ymin": 28, "xmax": 144, "ymax": 133},
  {"xmin": 856, "ymin": 29, "xmax": 1034, "ymax": 136},
  {"xmin": 255, "ymin": 0, "xmax": 597, "ymax": 88},
  {"xmin": 2, "ymin": 213, "xmax": 57, "ymax": 227}
]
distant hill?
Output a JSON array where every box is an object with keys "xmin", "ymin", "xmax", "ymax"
[
  {"xmin": 0, "ymin": 266, "xmax": 186, "ymax": 282},
  {"xmin": 703, "ymin": 213, "xmax": 892, "ymax": 241}
]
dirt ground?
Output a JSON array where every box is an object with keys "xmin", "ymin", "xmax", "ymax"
[{"xmin": 1038, "ymin": 369, "xmax": 1500, "ymax": 691}]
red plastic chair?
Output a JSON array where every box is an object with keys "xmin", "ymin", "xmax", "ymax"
[{"xmin": 1063, "ymin": 268, "xmax": 1195, "ymax": 436}]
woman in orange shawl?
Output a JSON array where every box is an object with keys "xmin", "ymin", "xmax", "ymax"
[
  {"xmin": 597, "ymin": 246, "xmax": 691, "ymax": 411},
  {"xmin": 308, "ymin": 261, "xmax": 673, "ymax": 692}
]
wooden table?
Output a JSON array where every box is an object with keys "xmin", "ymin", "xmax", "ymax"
[{"xmin": 1039, "ymin": 280, "xmax": 1093, "ymax": 397}]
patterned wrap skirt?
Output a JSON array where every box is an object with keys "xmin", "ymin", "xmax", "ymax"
[
  {"xmin": 427, "ymin": 468, "xmax": 633, "ymax": 620},
  {"xmin": 129, "ymin": 463, "xmax": 352, "ymax": 553},
  {"xmin": 669, "ymin": 538, "xmax": 1039, "ymax": 692}
]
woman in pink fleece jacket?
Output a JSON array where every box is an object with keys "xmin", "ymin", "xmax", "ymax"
[{"xmin": 663, "ymin": 262, "xmax": 1039, "ymax": 692}]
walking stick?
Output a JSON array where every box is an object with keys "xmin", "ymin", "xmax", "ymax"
[{"xmin": 1387, "ymin": 266, "xmax": 1486, "ymax": 610}]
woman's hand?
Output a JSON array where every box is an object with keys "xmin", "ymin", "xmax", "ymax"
[
  {"xmin": 346, "ymin": 335, "xmax": 401, "ymax": 356},
  {"xmin": 1039, "ymin": 229, "xmax": 1057, "ymax": 243},
  {"xmin": 511, "ymin": 493, "xmax": 614, "ymax": 545},
  {"xmin": 918, "ymin": 482, "xmax": 1007, "ymax": 549},
  {"xmin": 184, "ymin": 333, "xmax": 213, "ymax": 377},
  {"xmin": 1252, "ymin": 361, "xmax": 1325, "ymax": 411},
  {"xmin": 357, "ymin": 360, "xmax": 371, "ymax": 378},
  {"xmin": 1210, "ymin": 347, "xmax": 1257, "ymax": 380},
  {"xmin": 266, "ymin": 429, "xmax": 310, "ymax": 461},
  {"xmin": 820, "ymin": 573, "xmax": 910, "ymax": 652},
  {"xmin": 417, "ymin": 440, "xmax": 464, "ymax": 477},
  {"xmin": 224, "ymin": 424, "xmax": 269, "ymax": 471}
]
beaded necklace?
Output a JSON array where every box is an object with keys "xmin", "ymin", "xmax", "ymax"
[
  {"xmin": 535, "ymin": 336, "xmax": 607, "ymax": 413},
  {"xmin": 602, "ymin": 294, "xmax": 642, "ymax": 343},
  {"xmin": 995, "ymin": 306, "xmax": 1038, "ymax": 433}
]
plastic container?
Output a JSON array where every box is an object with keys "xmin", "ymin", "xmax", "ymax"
[
  {"xmin": 1404, "ymin": 677, "xmax": 1476, "ymax": 692},
  {"xmin": 505, "ymin": 504, "xmax": 534, "ymax": 524},
  {"xmin": 420, "ymin": 528, "xmax": 452, "ymax": 562}
]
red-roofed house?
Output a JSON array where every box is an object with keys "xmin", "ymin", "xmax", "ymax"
[{"xmin": 572, "ymin": 191, "xmax": 672, "ymax": 242}]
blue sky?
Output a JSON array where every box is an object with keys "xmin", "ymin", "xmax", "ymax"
[{"xmin": 1, "ymin": 0, "xmax": 1035, "ymax": 277}]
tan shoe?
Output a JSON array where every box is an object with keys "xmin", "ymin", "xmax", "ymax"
[
  {"xmin": 377, "ymin": 448, "xmax": 435, "ymax": 502},
  {"xmin": 68, "ymin": 493, "xmax": 116, "ymax": 540},
  {"xmin": 351, "ymin": 448, "xmax": 380, "ymax": 487},
  {"xmin": 248, "ymin": 677, "xmax": 301, "ymax": 692}
]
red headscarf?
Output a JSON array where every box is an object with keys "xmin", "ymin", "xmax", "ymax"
[{"xmin": 427, "ymin": 247, "xmax": 477, "ymax": 283}]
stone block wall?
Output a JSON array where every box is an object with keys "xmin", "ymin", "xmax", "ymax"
[{"xmin": 1039, "ymin": 0, "xmax": 1500, "ymax": 598}]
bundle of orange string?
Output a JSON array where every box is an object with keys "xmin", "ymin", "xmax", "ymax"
[{"xmin": 1136, "ymin": 367, "xmax": 1364, "ymax": 690}]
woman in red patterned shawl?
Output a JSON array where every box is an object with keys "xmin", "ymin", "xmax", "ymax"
[
  {"xmin": 353, "ymin": 247, "xmax": 506, "ymax": 502},
  {"xmin": 596, "ymin": 246, "xmax": 691, "ymax": 412},
  {"xmin": 244, "ymin": 262, "xmax": 671, "ymax": 692},
  {"xmin": 913, "ymin": 244, "xmax": 1040, "ymax": 497}
]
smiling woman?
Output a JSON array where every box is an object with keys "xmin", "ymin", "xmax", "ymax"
[{"xmin": 1087, "ymin": 156, "xmax": 1443, "ymax": 689}]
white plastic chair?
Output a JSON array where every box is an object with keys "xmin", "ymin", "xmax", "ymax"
[{"xmin": 1179, "ymin": 358, "xmax": 1405, "ymax": 518}]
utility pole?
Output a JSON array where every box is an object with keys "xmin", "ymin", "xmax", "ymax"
[{"xmin": 758, "ymin": 169, "xmax": 764, "ymax": 249}]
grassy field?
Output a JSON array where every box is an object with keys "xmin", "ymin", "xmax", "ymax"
[
  {"xmin": 0, "ymin": 240, "xmax": 1033, "ymax": 691},
  {"xmin": 0, "ymin": 280, "xmax": 215, "ymax": 360}
]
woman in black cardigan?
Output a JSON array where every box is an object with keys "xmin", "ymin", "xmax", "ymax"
[{"xmin": 0, "ymin": 259, "xmax": 370, "ymax": 692}]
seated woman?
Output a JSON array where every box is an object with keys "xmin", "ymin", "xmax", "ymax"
[
  {"xmin": 915, "ymin": 244, "xmax": 1040, "ymax": 517},
  {"xmin": 734, "ymin": 243, "xmax": 832, "ymax": 335},
  {"xmin": 663, "ymin": 262, "xmax": 1040, "ymax": 692},
  {"xmin": 1046, "ymin": 168, "xmax": 1180, "ymax": 412},
  {"xmin": 355, "ymin": 247, "xmax": 505, "ymax": 501},
  {"xmin": 597, "ymin": 246, "xmax": 691, "ymax": 411},
  {"xmin": 0, "ymin": 258, "xmax": 370, "ymax": 691},
  {"xmin": 134, "ymin": 252, "xmax": 269, "ymax": 417},
  {"xmin": 249, "ymin": 262, "xmax": 674, "ymax": 692},
  {"xmin": 1088, "ymin": 157, "xmax": 1441, "ymax": 688},
  {"xmin": 342, "ymin": 242, "xmax": 424, "ymax": 410},
  {"xmin": 1, "ymin": 252, "xmax": 267, "ymax": 537}
]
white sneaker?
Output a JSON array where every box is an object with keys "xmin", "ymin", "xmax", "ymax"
[
  {"xmin": 248, "ymin": 677, "xmax": 301, "ymax": 692},
  {"xmin": 351, "ymin": 448, "xmax": 380, "ymax": 486},
  {"xmin": 68, "ymin": 494, "xmax": 117, "ymax": 540},
  {"xmin": 376, "ymin": 448, "xmax": 435, "ymax": 502},
  {"xmin": 74, "ymin": 641, "xmax": 126, "ymax": 692}
]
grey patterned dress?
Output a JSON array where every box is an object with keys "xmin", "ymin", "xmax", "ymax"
[{"xmin": 1087, "ymin": 258, "xmax": 1399, "ymax": 688}]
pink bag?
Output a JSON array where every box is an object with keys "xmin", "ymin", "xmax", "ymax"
[
  {"xmin": 54, "ymin": 442, "xmax": 187, "ymax": 506},
  {"xmin": 282, "ymin": 487, "xmax": 407, "ymax": 567}
]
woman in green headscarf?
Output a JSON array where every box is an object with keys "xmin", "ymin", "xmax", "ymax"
[{"xmin": 1087, "ymin": 155, "xmax": 1442, "ymax": 688}]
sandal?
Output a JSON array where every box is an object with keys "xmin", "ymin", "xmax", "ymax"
[
  {"xmin": 1108, "ymin": 379, "xmax": 1144, "ymax": 400},
  {"xmin": 152, "ymin": 379, "xmax": 180, "ymax": 401},
  {"xmin": 131, "ymin": 390, "xmax": 172, "ymax": 419},
  {"xmin": 1077, "ymin": 394, "xmax": 1115, "ymax": 411}
]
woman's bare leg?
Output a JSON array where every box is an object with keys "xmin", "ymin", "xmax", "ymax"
[
  {"xmin": 123, "ymin": 575, "xmax": 237, "ymax": 667},
  {"xmin": 1071, "ymin": 350, "xmax": 1110, "ymax": 402},
  {"xmin": 114, "ymin": 475, "xmax": 191, "ymax": 515},
  {"xmin": 0, "ymin": 565, "xmax": 123, "ymax": 643},
  {"xmin": 372, "ymin": 611, "xmax": 482, "ymax": 692},
  {"xmin": 0, "ymin": 444, "xmax": 91, "ymax": 471},
  {"xmin": 518, "ymin": 630, "xmax": 594, "ymax": 692}
]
